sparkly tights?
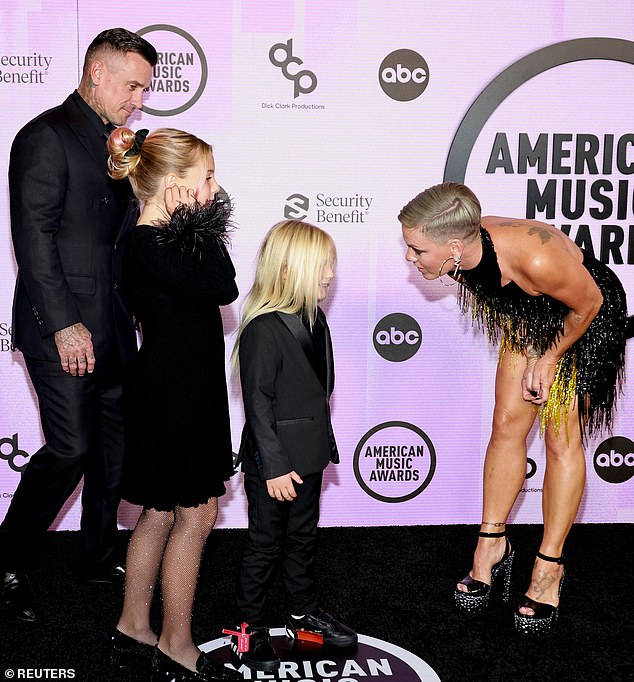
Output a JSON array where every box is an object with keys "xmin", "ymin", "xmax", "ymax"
[{"xmin": 117, "ymin": 497, "xmax": 218, "ymax": 664}]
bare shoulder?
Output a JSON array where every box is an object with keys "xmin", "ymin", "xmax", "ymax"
[
  {"xmin": 482, "ymin": 216, "xmax": 582, "ymax": 290},
  {"xmin": 483, "ymin": 216, "xmax": 578, "ymax": 254}
]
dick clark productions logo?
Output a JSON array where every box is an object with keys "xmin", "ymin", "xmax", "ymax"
[
  {"xmin": 0, "ymin": 433, "xmax": 30, "ymax": 473},
  {"xmin": 269, "ymin": 39, "xmax": 317, "ymax": 98},
  {"xmin": 354, "ymin": 422, "xmax": 436, "ymax": 503}
]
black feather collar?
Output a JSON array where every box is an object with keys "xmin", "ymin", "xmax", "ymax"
[{"xmin": 143, "ymin": 198, "xmax": 234, "ymax": 256}]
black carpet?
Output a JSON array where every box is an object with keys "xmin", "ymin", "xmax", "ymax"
[{"xmin": 0, "ymin": 524, "xmax": 632, "ymax": 681}]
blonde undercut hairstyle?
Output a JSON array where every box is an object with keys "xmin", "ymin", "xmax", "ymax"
[
  {"xmin": 231, "ymin": 220, "xmax": 337, "ymax": 372},
  {"xmin": 398, "ymin": 182, "xmax": 482, "ymax": 244},
  {"xmin": 107, "ymin": 127, "xmax": 212, "ymax": 202}
]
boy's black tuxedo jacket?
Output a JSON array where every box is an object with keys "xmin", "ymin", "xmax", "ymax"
[{"xmin": 237, "ymin": 309, "xmax": 340, "ymax": 481}]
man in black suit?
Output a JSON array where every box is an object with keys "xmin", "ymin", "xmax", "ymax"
[{"xmin": 0, "ymin": 28, "xmax": 157, "ymax": 621}]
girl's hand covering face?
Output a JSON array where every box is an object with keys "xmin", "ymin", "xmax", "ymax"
[{"xmin": 164, "ymin": 185, "xmax": 196, "ymax": 215}]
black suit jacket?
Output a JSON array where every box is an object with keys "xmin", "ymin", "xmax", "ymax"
[
  {"xmin": 237, "ymin": 310, "xmax": 339, "ymax": 480},
  {"xmin": 9, "ymin": 91, "xmax": 137, "ymax": 368}
]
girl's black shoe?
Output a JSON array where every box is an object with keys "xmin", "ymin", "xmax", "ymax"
[
  {"xmin": 151, "ymin": 646, "xmax": 242, "ymax": 681},
  {"xmin": 108, "ymin": 629, "xmax": 155, "ymax": 678},
  {"xmin": 515, "ymin": 552, "xmax": 565, "ymax": 635},
  {"xmin": 454, "ymin": 531, "xmax": 514, "ymax": 613}
]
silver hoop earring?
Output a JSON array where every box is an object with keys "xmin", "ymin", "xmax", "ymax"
[{"xmin": 438, "ymin": 255, "xmax": 461, "ymax": 287}]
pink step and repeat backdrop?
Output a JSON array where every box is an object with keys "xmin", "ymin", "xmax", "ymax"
[{"xmin": 1, "ymin": 1, "xmax": 634, "ymax": 530}]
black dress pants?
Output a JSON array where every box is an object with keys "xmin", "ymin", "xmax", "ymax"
[
  {"xmin": 235, "ymin": 471, "xmax": 323, "ymax": 625},
  {"xmin": 0, "ymin": 356, "xmax": 124, "ymax": 573}
]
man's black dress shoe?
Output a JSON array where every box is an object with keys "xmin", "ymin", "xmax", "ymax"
[
  {"xmin": 152, "ymin": 646, "xmax": 242, "ymax": 681},
  {"xmin": 79, "ymin": 562, "xmax": 126, "ymax": 585},
  {"xmin": 229, "ymin": 625, "xmax": 280, "ymax": 673},
  {"xmin": 109, "ymin": 629, "xmax": 155, "ymax": 673},
  {"xmin": 1, "ymin": 571, "xmax": 36, "ymax": 622},
  {"xmin": 286, "ymin": 609, "xmax": 357, "ymax": 648}
]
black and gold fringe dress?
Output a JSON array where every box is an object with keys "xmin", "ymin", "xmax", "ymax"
[{"xmin": 457, "ymin": 227, "xmax": 627, "ymax": 437}]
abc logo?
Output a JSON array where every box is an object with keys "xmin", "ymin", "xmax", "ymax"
[
  {"xmin": 593, "ymin": 436, "xmax": 634, "ymax": 484},
  {"xmin": 373, "ymin": 313, "xmax": 422, "ymax": 362},
  {"xmin": 379, "ymin": 49, "xmax": 430, "ymax": 101},
  {"xmin": 284, "ymin": 193, "xmax": 309, "ymax": 220}
]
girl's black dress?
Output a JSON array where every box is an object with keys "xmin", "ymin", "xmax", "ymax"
[{"xmin": 121, "ymin": 201, "xmax": 238, "ymax": 511}]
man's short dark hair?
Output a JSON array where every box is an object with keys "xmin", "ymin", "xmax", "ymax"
[{"xmin": 82, "ymin": 27, "xmax": 158, "ymax": 74}]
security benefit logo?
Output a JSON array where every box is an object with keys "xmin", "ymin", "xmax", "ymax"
[
  {"xmin": 0, "ymin": 52, "xmax": 52, "ymax": 85},
  {"xmin": 136, "ymin": 25, "xmax": 207, "ymax": 116},
  {"xmin": 0, "ymin": 321, "xmax": 12, "ymax": 352},
  {"xmin": 594, "ymin": 436, "xmax": 634, "ymax": 484},
  {"xmin": 284, "ymin": 193, "xmax": 373, "ymax": 224},
  {"xmin": 354, "ymin": 422, "xmax": 436, "ymax": 503},
  {"xmin": 373, "ymin": 314, "xmax": 421, "ymax": 362},
  {"xmin": 379, "ymin": 49, "xmax": 430, "ymax": 102}
]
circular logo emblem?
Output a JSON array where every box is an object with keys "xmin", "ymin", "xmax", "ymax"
[
  {"xmin": 136, "ymin": 24, "xmax": 208, "ymax": 116},
  {"xmin": 373, "ymin": 313, "xmax": 422, "ymax": 362},
  {"xmin": 444, "ymin": 38, "xmax": 634, "ymax": 182},
  {"xmin": 379, "ymin": 49, "xmax": 429, "ymax": 101},
  {"xmin": 201, "ymin": 628, "xmax": 441, "ymax": 681},
  {"xmin": 594, "ymin": 436, "xmax": 634, "ymax": 484},
  {"xmin": 354, "ymin": 422, "xmax": 436, "ymax": 503}
]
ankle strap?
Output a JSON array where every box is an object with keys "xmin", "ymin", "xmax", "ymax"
[
  {"xmin": 478, "ymin": 531, "xmax": 505, "ymax": 538},
  {"xmin": 537, "ymin": 551, "xmax": 564, "ymax": 564}
]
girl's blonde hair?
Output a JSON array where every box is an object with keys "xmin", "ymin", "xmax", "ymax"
[
  {"xmin": 108, "ymin": 127, "xmax": 211, "ymax": 201},
  {"xmin": 231, "ymin": 220, "xmax": 336, "ymax": 372}
]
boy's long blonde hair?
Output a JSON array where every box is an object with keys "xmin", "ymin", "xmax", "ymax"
[{"xmin": 231, "ymin": 220, "xmax": 336, "ymax": 372}]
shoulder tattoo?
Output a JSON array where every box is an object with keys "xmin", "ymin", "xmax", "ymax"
[{"xmin": 527, "ymin": 226, "xmax": 554, "ymax": 245}]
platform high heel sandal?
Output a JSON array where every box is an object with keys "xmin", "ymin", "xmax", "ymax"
[
  {"xmin": 454, "ymin": 530, "xmax": 514, "ymax": 613},
  {"xmin": 514, "ymin": 552, "xmax": 565, "ymax": 635}
]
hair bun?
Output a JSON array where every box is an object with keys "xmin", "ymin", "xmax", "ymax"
[{"xmin": 107, "ymin": 127, "xmax": 139, "ymax": 180}]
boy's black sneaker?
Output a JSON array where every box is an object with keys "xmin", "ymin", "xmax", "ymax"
[
  {"xmin": 230, "ymin": 625, "xmax": 280, "ymax": 672},
  {"xmin": 285, "ymin": 609, "xmax": 358, "ymax": 648}
]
